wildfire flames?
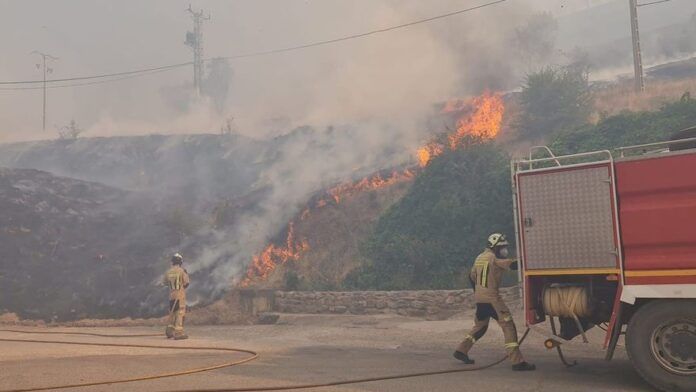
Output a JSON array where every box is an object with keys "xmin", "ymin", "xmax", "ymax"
[
  {"xmin": 417, "ymin": 91, "xmax": 504, "ymax": 167},
  {"xmin": 324, "ymin": 169, "xmax": 416, "ymax": 205},
  {"xmin": 242, "ymin": 91, "xmax": 505, "ymax": 286},
  {"xmin": 240, "ymin": 170, "xmax": 415, "ymax": 286},
  {"xmin": 241, "ymin": 222, "xmax": 308, "ymax": 286},
  {"xmin": 448, "ymin": 92, "xmax": 504, "ymax": 147}
]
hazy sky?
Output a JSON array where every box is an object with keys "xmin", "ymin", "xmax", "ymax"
[{"xmin": 1, "ymin": 0, "xmax": 695, "ymax": 143}]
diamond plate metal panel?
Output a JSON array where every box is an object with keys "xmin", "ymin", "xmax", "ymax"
[{"xmin": 519, "ymin": 165, "xmax": 617, "ymax": 270}]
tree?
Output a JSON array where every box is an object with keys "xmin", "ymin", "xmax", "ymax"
[
  {"xmin": 56, "ymin": 119, "xmax": 84, "ymax": 140},
  {"xmin": 515, "ymin": 65, "xmax": 592, "ymax": 141}
]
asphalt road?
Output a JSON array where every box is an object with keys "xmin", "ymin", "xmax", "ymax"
[{"xmin": 0, "ymin": 312, "xmax": 653, "ymax": 392}]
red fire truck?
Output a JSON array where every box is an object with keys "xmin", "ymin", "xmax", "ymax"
[{"xmin": 512, "ymin": 135, "xmax": 696, "ymax": 391}]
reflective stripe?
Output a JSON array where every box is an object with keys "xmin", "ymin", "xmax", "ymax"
[
  {"xmin": 502, "ymin": 315, "xmax": 512, "ymax": 322},
  {"xmin": 504, "ymin": 342, "xmax": 519, "ymax": 349},
  {"xmin": 464, "ymin": 334, "xmax": 476, "ymax": 343},
  {"xmin": 480, "ymin": 263, "xmax": 489, "ymax": 287},
  {"xmin": 168, "ymin": 270, "xmax": 182, "ymax": 290}
]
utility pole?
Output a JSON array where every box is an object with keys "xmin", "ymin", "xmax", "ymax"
[
  {"xmin": 32, "ymin": 51, "xmax": 57, "ymax": 131},
  {"xmin": 185, "ymin": 5, "xmax": 210, "ymax": 97},
  {"xmin": 628, "ymin": 0, "xmax": 645, "ymax": 93},
  {"xmin": 628, "ymin": 0, "xmax": 672, "ymax": 93}
]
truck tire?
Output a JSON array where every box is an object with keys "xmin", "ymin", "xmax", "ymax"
[{"xmin": 626, "ymin": 299, "xmax": 696, "ymax": 392}]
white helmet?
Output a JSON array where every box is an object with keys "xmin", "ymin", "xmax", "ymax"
[{"xmin": 487, "ymin": 233, "xmax": 509, "ymax": 249}]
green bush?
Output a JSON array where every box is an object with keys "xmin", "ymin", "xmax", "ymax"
[
  {"xmin": 345, "ymin": 139, "xmax": 513, "ymax": 290},
  {"xmin": 345, "ymin": 95, "xmax": 696, "ymax": 291},
  {"xmin": 516, "ymin": 65, "xmax": 592, "ymax": 141},
  {"xmin": 550, "ymin": 93, "xmax": 696, "ymax": 154}
]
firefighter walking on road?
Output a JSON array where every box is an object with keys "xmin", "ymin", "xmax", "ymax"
[
  {"xmin": 453, "ymin": 233, "xmax": 536, "ymax": 371},
  {"xmin": 164, "ymin": 253, "xmax": 190, "ymax": 340}
]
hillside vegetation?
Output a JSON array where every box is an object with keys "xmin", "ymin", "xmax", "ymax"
[
  {"xmin": 345, "ymin": 95, "xmax": 696, "ymax": 291},
  {"xmin": 0, "ymin": 168, "xmax": 179, "ymax": 320},
  {"xmin": 552, "ymin": 93, "xmax": 696, "ymax": 154},
  {"xmin": 345, "ymin": 139, "xmax": 513, "ymax": 290}
]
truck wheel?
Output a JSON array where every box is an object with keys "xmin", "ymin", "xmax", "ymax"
[{"xmin": 626, "ymin": 300, "xmax": 696, "ymax": 392}]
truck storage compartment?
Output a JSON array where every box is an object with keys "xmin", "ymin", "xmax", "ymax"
[
  {"xmin": 615, "ymin": 152, "xmax": 696, "ymax": 277},
  {"xmin": 517, "ymin": 163, "xmax": 620, "ymax": 271}
]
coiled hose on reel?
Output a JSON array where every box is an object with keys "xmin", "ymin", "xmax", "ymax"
[
  {"xmin": 542, "ymin": 285, "xmax": 592, "ymax": 319},
  {"xmin": 542, "ymin": 285, "xmax": 593, "ymax": 351}
]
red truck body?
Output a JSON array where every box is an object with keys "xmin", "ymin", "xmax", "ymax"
[
  {"xmin": 616, "ymin": 153, "xmax": 696, "ymax": 282},
  {"xmin": 512, "ymin": 141, "xmax": 696, "ymax": 392}
]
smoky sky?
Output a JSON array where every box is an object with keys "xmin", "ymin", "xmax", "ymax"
[{"xmin": 1, "ymin": 0, "xmax": 696, "ymax": 143}]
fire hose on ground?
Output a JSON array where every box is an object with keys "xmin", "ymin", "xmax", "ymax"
[{"xmin": 0, "ymin": 327, "xmax": 530, "ymax": 392}]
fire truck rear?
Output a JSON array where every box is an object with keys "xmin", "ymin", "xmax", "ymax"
[{"xmin": 512, "ymin": 136, "xmax": 696, "ymax": 392}]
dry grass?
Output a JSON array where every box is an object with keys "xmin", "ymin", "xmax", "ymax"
[
  {"xmin": 250, "ymin": 181, "xmax": 413, "ymax": 290},
  {"xmin": 593, "ymin": 77, "xmax": 696, "ymax": 117}
]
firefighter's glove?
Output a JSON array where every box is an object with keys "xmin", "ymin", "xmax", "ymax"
[{"xmin": 510, "ymin": 259, "xmax": 519, "ymax": 271}]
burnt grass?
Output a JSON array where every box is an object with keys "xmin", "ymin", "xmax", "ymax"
[{"xmin": 0, "ymin": 168, "xmax": 179, "ymax": 321}]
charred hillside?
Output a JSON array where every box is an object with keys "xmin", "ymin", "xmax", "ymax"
[
  {"xmin": 0, "ymin": 134, "xmax": 265, "ymax": 203},
  {"xmin": 0, "ymin": 168, "xmax": 180, "ymax": 321},
  {"xmin": 0, "ymin": 129, "xmax": 412, "ymax": 320}
]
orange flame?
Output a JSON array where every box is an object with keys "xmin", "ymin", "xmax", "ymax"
[
  {"xmin": 242, "ymin": 169, "xmax": 416, "ymax": 286},
  {"xmin": 242, "ymin": 92, "xmax": 504, "ymax": 286},
  {"xmin": 325, "ymin": 169, "xmax": 416, "ymax": 205},
  {"xmin": 448, "ymin": 92, "xmax": 504, "ymax": 149},
  {"xmin": 241, "ymin": 221, "xmax": 309, "ymax": 286},
  {"xmin": 417, "ymin": 92, "xmax": 504, "ymax": 167},
  {"xmin": 417, "ymin": 143, "xmax": 444, "ymax": 168}
]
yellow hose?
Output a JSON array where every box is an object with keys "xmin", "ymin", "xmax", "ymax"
[
  {"xmin": 0, "ymin": 327, "xmax": 530, "ymax": 392},
  {"xmin": 542, "ymin": 286, "xmax": 592, "ymax": 318},
  {"xmin": 0, "ymin": 329, "xmax": 258, "ymax": 392}
]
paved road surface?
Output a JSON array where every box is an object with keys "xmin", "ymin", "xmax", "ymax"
[{"xmin": 0, "ymin": 312, "xmax": 652, "ymax": 392}]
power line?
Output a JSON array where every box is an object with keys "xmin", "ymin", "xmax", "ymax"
[
  {"xmin": 218, "ymin": 0, "xmax": 507, "ymax": 61},
  {"xmin": 0, "ymin": 61, "xmax": 192, "ymax": 85},
  {"xmin": 0, "ymin": 0, "xmax": 506, "ymax": 87},
  {"xmin": 637, "ymin": 0, "xmax": 671, "ymax": 7},
  {"xmin": 0, "ymin": 68, "xmax": 176, "ymax": 91}
]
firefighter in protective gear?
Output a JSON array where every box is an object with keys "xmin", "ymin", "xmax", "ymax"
[
  {"xmin": 453, "ymin": 233, "xmax": 536, "ymax": 371},
  {"xmin": 163, "ymin": 253, "xmax": 190, "ymax": 340}
]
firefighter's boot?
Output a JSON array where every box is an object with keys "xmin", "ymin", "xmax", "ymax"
[
  {"xmin": 165, "ymin": 326, "xmax": 175, "ymax": 339},
  {"xmin": 512, "ymin": 361, "xmax": 536, "ymax": 371},
  {"xmin": 173, "ymin": 333, "xmax": 189, "ymax": 340},
  {"xmin": 453, "ymin": 351, "xmax": 475, "ymax": 364}
]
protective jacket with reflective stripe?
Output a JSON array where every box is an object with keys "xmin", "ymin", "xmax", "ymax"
[
  {"xmin": 163, "ymin": 265, "xmax": 190, "ymax": 301},
  {"xmin": 470, "ymin": 248, "xmax": 513, "ymax": 303}
]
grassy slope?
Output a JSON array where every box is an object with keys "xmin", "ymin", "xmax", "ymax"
[
  {"xmin": 338, "ymin": 85, "xmax": 696, "ymax": 291},
  {"xmin": 252, "ymin": 181, "xmax": 413, "ymax": 290}
]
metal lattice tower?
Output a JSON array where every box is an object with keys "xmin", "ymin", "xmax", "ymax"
[{"xmin": 185, "ymin": 5, "xmax": 210, "ymax": 97}]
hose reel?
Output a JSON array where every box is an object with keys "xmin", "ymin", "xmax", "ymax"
[
  {"xmin": 542, "ymin": 285, "xmax": 592, "ymax": 344},
  {"xmin": 542, "ymin": 285, "xmax": 592, "ymax": 318}
]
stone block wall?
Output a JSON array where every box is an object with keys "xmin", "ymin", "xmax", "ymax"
[{"xmin": 273, "ymin": 287, "xmax": 520, "ymax": 319}]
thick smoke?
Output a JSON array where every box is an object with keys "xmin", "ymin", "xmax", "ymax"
[
  {"xmin": 2, "ymin": 0, "xmax": 696, "ymax": 301},
  {"xmin": 1, "ymin": 0, "xmax": 545, "ymax": 143},
  {"xmin": 186, "ymin": 124, "xmax": 416, "ymax": 295}
]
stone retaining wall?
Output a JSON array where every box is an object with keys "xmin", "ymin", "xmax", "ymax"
[{"xmin": 273, "ymin": 287, "xmax": 520, "ymax": 319}]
